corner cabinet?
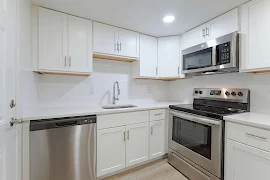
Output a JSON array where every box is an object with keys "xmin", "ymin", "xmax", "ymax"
[
  {"xmin": 93, "ymin": 22, "xmax": 139, "ymax": 61},
  {"xmin": 32, "ymin": 7, "xmax": 93, "ymax": 75},
  {"xmin": 240, "ymin": 0, "xmax": 270, "ymax": 72}
]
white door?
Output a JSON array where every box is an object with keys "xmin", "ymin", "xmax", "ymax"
[
  {"xmin": 149, "ymin": 121, "xmax": 164, "ymax": 159},
  {"xmin": 185, "ymin": 25, "xmax": 206, "ymax": 48},
  {"xmin": 139, "ymin": 34, "xmax": 158, "ymax": 77},
  {"xmin": 158, "ymin": 36, "xmax": 180, "ymax": 78},
  {"xmin": 67, "ymin": 15, "xmax": 92, "ymax": 73},
  {"xmin": 225, "ymin": 139, "xmax": 270, "ymax": 180},
  {"xmin": 207, "ymin": 8, "xmax": 238, "ymax": 40},
  {"xmin": 126, "ymin": 122, "xmax": 149, "ymax": 167},
  {"xmin": 38, "ymin": 7, "xmax": 67, "ymax": 71},
  {"xmin": 118, "ymin": 28, "xmax": 139, "ymax": 58},
  {"xmin": 240, "ymin": 0, "xmax": 270, "ymax": 71},
  {"xmin": 97, "ymin": 126, "xmax": 126, "ymax": 177},
  {"xmin": 0, "ymin": 0, "xmax": 18, "ymax": 180},
  {"xmin": 93, "ymin": 22, "xmax": 118, "ymax": 56}
]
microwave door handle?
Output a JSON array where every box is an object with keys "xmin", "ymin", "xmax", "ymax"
[
  {"xmin": 212, "ymin": 45, "xmax": 217, "ymax": 66},
  {"xmin": 170, "ymin": 111, "xmax": 220, "ymax": 126}
]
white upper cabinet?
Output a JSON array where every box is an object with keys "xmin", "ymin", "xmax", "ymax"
[
  {"xmin": 118, "ymin": 28, "xmax": 139, "ymax": 58},
  {"xmin": 67, "ymin": 15, "xmax": 93, "ymax": 73},
  {"xmin": 93, "ymin": 22, "xmax": 118, "ymax": 56},
  {"xmin": 34, "ymin": 7, "xmax": 93, "ymax": 75},
  {"xmin": 240, "ymin": 0, "xmax": 270, "ymax": 72},
  {"xmin": 158, "ymin": 36, "xmax": 180, "ymax": 78},
  {"xmin": 93, "ymin": 22, "xmax": 139, "ymax": 59},
  {"xmin": 184, "ymin": 8, "xmax": 238, "ymax": 49},
  {"xmin": 39, "ymin": 8, "xmax": 67, "ymax": 71},
  {"xmin": 207, "ymin": 8, "xmax": 238, "ymax": 40}
]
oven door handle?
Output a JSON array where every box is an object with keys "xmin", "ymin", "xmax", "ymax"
[{"xmin": 170, "ymin": 111, "xmax": 220, "ymax": 126}]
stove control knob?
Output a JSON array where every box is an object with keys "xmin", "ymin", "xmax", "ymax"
[
  {"xmin": 238, "ymin": 92, "xmax": 243, "ymax": 97},
  {"xmin": 225, "ymin": 91, "xmax": 230, "ymax": 96},
  {"xmin": 231, "ymin": 91, "xmax": 236, "ymax": 96},
  {"xmin": 199, "ymin": 91, "xmax": 203, "ymax": 94},
  {"xmin": 195, "ymin": 90, "xmax": 199, "ymax": 94}
]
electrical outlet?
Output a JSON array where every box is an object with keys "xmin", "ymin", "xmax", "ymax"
[{"xmin": 148, "ymin": 86, "xmax": 153, "ymax": 94}]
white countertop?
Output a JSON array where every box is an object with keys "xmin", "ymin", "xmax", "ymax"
[
  {"xmin": 224, "ymin": 112, "xmax": 270, "ymax": 130},
  {"xmin": 22, "ymin": 102, "xmax": 181, "ymax": 121}
]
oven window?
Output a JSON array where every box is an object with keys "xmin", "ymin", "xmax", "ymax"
[
  {"xmin": 172, "ymin": 116, "xmax": 212, "ymax": 160},
  {"xmin": 183, "ymin": 47, "xmax": 212, "ymax": 70}
]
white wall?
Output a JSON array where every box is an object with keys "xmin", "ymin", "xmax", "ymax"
[
  {"xmin": 169, "ymin": 73, "xmax": 270, "ymax": 115},
  {"xmin": 20, "ymin": 59, "xmax": 169, "ymax": 114}
]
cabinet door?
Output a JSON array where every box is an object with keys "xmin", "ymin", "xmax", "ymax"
[
  {"xmin": 67, "ymin": 16, "xmax": 92, "ymax": 73},
  {"xmin": 97, "ymin": 126, "xmax": 126, "ymax": 177},
  {"xmin": 225, "ymin": 139, "xmax": 270, "ymax": 180},
  {"xmin": 149, "ymin": 120, "xmax": 164, "ymax": 159},
  {"xmin": 39, "ymin": 7, "xmax": 67, "ymax": 71},
  {"xmin": 126, "ymin": 122, "xmax": 149, "ymax": 167},
  {"xmin": 158, "ymin": 36, "xmax": 180, "ymax": 78},
  {"xmin": 185, "ymin": 25, "xmax": 206, "ymax": 48},
  {"xmin": 118, "ymin": 28, "xmax": 139, "ymax": 58},
  {"xmin": 207, "ymin": 8, "xmax": 238, "ymax": 40},
  {"xmin": 139, "ymin": 34, "xmax": 158, "ymax": 77},
  {"xmin": 240, "ymin": 0, "xmax": 270, "ymax": 71},
  {"xmin": 93, "ymin": 22, "xmax": 118, "ymax": 56}
]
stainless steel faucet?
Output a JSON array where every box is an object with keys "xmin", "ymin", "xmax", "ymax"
[{"xmin": 113, "ymin": 81, "xmax": 120, "ymax": 104}]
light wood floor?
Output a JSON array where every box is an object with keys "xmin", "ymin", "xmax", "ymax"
[{"xmin": 103, "ymin": 159, "xmax": 188, "ymax": 180}]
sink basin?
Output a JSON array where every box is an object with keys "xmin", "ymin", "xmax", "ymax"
[{"xmin": 102, "ymin": 104, "xmax": 138, "ymax": 109}]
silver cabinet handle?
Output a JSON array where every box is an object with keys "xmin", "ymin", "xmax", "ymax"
[
  {"xmin": 151, "ymin": 127, "xmax": 153, "ymax": 135},
  {"xmin": 206, "ymin": 27, "xmax": 209, "ymax": 37},
  {"xmin": 178, "ymin": 65, "xmax": 180, "ymax": 75},
  {"xmin": 115, "ymin": 42, "xmax": 119, "ymax": 52},
  {"xmin": 155, "ymin": 113, "xmax": 162, "ymax": 116},
  {"xmin": 127, "ymin": 130, "xmax": 129, "ymax": 140},
  {"xmin": 246, "ymin": 133, "xmax": 267, "ymax": 140},
  {"xmin": 119, "ymin": 42, "xmax": 122, "ymax": 51},
  {"xmin": 123, "ymin": 131, "xmax": 126, "ymax": 141},
  {"xmin": 64, "ymin": 56, "xmax": 67, "ymax": 67},
  {"xmin": 69, "ymin": 56, "xmax": 71, "ymax": 66},
  {"xmin": 156, "ymin": 67, "xmax": 158, "ymax": 76},
  {"xmin": 10, "ymin": 118, "xmax": 23, "ymax": 127}
]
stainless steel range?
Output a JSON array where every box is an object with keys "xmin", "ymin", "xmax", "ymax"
[{"xmin": 168, "ymin": 88, "xmax": 250, "ymax": 180}]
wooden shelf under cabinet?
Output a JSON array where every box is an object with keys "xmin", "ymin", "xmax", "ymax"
[{"xmin": 93, "ymin": 53, "xmax": 138, "ymax": 62}]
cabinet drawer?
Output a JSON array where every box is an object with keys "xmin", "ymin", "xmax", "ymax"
[
  {"xmin": 227, "ymin": 122, "xmax": 270, "ymax": 152},
  {"xmin": 150, "ymin": 109, "xmax": 165, "ymax": 121},
  {"xmin": 97, "ymin": 111, "xmax": 149, "ymax": 129}
]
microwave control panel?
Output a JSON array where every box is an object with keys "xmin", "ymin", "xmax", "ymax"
[{"xmin": 217, "ymin": 42, "xmax": 230, "ymax": 65}]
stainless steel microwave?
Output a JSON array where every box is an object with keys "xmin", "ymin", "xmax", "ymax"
[{"xmin": 182, "ymin": 32, "xmax": 239, "ymax": 76}]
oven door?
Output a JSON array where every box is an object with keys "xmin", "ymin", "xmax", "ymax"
[{"xmin": 169, "ymin": 110, "xmax": 223, "ymax": 178}]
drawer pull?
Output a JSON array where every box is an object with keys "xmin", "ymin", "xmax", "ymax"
[
  {"xmin": 155, "ymin": 113, "xmax": 162, "ymax": 116},
  {"xmin": 246, "ymin": 133, "xmax": 267, "ymax": 140}
]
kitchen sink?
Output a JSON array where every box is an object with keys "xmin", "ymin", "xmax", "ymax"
[{"xmin": 102, "ymin": 104, "xmax": 138, "ymax": 109}]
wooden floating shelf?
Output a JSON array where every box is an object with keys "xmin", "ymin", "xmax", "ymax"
[
  {"xmin": 93, "ymin": 54, "xmax": 138, "ymax": 62},
  {"xmin": 135, "ymin": 78, "xmax": 187, "ymax": 81},
  {"xmin": 34, "ymin": 71, "xmax": 91, "ymax": 77}
]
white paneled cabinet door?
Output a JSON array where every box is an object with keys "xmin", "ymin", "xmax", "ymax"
[
  {"xmin": 126, "ymin": 122, "xmax": 149, "ymax": 167},
  {"xmin": 118, "ymin": 28, "xmax": 139, "ymax": 58},
  {"xmin": 240, "ymin": 0, "xmax": 270, "ymax": 71},
  {"xmin": 149, "ymin": 121, "xmax": 164, "ymax": 159},
  {"xmin": 158, "ymin": 36, "xmax": 180, "ymax": 78},
  {"xmin": 225, "ymin": 139, "xmax": 270, "ymax": 180},
  {"xmin": 0, "ymin": 0, "xmax": 17, "ymax": 180},
  {"xmin": 67, "ymin": 16, "xmax": 92, "ymax": 73},
  {"xmin": 39, "ymin": 7, "xmax": 67, "ymax": 71},
  {"xmin": 185, "ymin": 25, "xmax": 206, "ymax": 48},
  {"xmin": 97, "ymin": 126, "xmax": 126, "ymax": 177},
  {"xmin": 139, "ymin": 34, "xmax": 158, "ymax": 77},
  {"xmin": 93, "ymin": 22, "xmax": 118, "ymax": 56},
  {"xmin": 207, "ymin": 8, "xmax": 238, "ymax": 40}
]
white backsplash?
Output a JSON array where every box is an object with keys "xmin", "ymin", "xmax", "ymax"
[{"xmin": 169, "ymin": 73, "xmax": 270, "ymax": 115}]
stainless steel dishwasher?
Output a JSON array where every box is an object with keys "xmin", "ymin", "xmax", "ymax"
[{"xmin": 30, "ymin": 115, "xmax": 97, "ymax": 180}]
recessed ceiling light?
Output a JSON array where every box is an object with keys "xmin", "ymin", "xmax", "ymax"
[{"xmin": 163, "ymin": 15, "xmax": 175, "ymax": 23}]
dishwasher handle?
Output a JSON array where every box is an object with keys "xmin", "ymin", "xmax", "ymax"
[{"xmin": 55, "ymin": 121, "xmax": 78, "ymax": 127}]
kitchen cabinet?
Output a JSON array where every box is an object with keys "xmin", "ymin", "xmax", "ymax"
[
  {"xmin": 97, "ymin": 126, "xmax": 126, "ymax": 177},
  {"xmin": 126, "ymin": 122, "xmax": 149, "ymax": 167},
  {"xmin": 158, "ymin": 36, "xmax": 181, "ymax": 78},
  {"xmin": 240, "ymin": 0, "xmax": 270, "ymax": 72},
  {"xmin": 149, "ymin": 120, "xmax": 164, "ymax": 159},
  {"xmin": 34, "ymin": 7, "xmax": 93, "ymax": 75},
  {"xmin": 132, "ymin": 34, "xmax": 158, "ymax": 78},
  {"xmin": 93, "ymin": 22, "xmax": 139, "ymax": 60},
  {"xmin": 184, "ymin": 8, "xmax": 238, "ymax": 49},
  {"xmin": 225, "ymin": 139, "xmax": 270, "ymax": 180}
]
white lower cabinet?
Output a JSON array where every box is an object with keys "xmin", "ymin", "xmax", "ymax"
[
  {"xmin": 149, "ymin": 120, "xmax": 164, "ymax": 159},
  {"xmin": 225, "ymin": 139, "xmax": 270, "ymax": 180},
  {"xmin": 126, "ymin": 123, "xmax": 149, "ymax": 167},
  {"xmin": 97, "ymin": 126, "xmax": 126, "ymax": 177}
]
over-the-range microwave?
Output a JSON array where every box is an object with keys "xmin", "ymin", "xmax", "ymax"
[{"xmin": 182, "ymin": 32, "xmax": 239, "ymax": 76}]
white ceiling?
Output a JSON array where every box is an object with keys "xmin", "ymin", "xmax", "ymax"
[{"xmin": 32, "ymin": 0, "xmax": 249, "ymax": 37}]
